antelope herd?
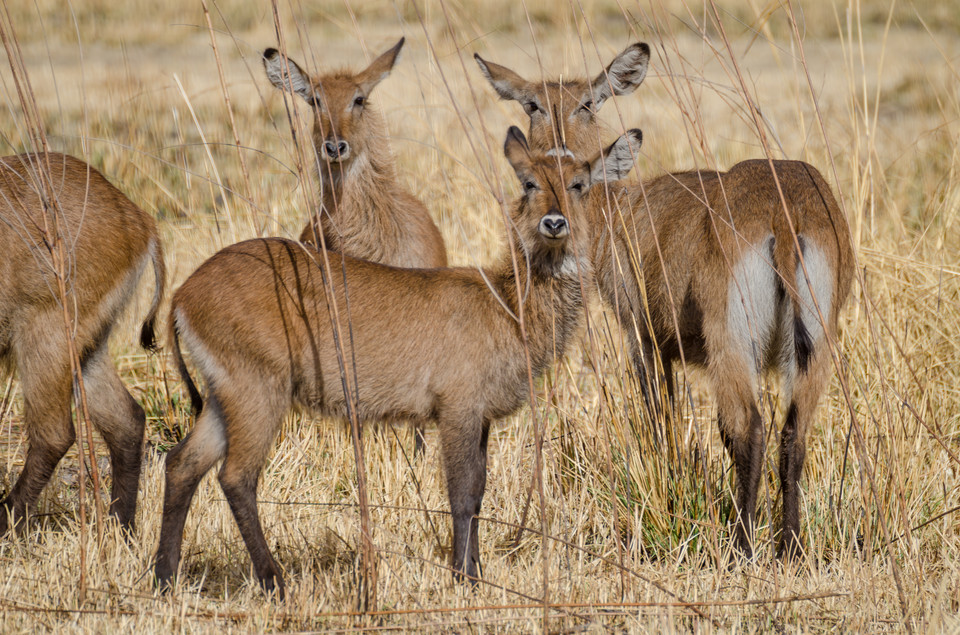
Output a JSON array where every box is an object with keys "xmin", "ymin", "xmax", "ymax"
[{"xmin": 0, "ymin": 37, "xmax": 854, "ymax": 597}]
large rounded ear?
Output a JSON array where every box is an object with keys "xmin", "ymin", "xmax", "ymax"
[
  {"xmin": 589, "ymin": 129, "xmax": 643, "ymax": 185},
  {"xmin": 356, "ymin": 37, "xmax": 405, "ymax": 95},
  {"xmin": 590, "ymin": 42, "xmax": 650, "ymax": 109},
  {"xmin": 263, "ymin": 48, "xmax": 314, "ymax": 103},
  {"xmin": 474, "ymin": 53, "xmax": 532, "ymax": 102},
  {"xmin": 504, "ymin": 126, "xmax": 533, "ymax": 180}
]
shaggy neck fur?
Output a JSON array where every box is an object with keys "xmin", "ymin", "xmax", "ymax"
[
  {"xmin": 313, "ymin": 109, "xmax": 400, "ymax": 246},
  {"xmin": 489, "ymin": 201, "xmax": 588, "ymax": 375}
]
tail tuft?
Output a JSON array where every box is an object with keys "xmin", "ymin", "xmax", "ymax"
[
  {"xmin": 794, "ymin": 315, "xmax": 813, "ymax": 373},
  {"xmin": 140, "ymin": 319, "xmax": 158, "ymax": 351},
  {"xmin": 170, "ymin": 321, "xmax": 204, "ymax": 415},
  {"xmin": 140, "ymin": 236, "xmax": 166, "ymax": 353}
]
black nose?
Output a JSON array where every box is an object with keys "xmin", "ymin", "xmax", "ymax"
[
  {"xmin": 323, "ymin": 140, "xmax": 349, "ymax": 158},
  {"xmin": 541, "ymin": 215, "xmax": 568, "ymax": 237}
]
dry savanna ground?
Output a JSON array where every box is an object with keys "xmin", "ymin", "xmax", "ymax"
[{"xmin": 1, "ymin": 0, "xmax": 959, "ymax": 632}]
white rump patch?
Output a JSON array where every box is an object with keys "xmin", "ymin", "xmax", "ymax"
[
  {"xmin": 795, "ymin": 241, "xmax": 833, "ymax": 345},
  {"xmin": 174, "ymin": 307, "xmax": 230, "ymax": 391},
  {"xmin": 727, "ymin": 236, "xmax": 779, "ymax": 387},
  {"xmin": 726, "ymin": 236, "xmax": 836, "ymax": 400}
]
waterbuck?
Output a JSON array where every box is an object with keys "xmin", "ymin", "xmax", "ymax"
[
  {"xmin": 264, "ymin": 38, "xmax": 447, "ymax": 454},
  {"xmin": 0, "ymin": 152, "xmax": 165, "ymax": 534},
  {"xmin": 154, "ymin": 126, "xmax": 643, "ymax": 598},
  {"xmin": 476, "ymin": 47, "xmax": 855, "ymax": 559},
  {"xmin": 263, "ymin": 38, "xmax": 447, "ymax": 269}
]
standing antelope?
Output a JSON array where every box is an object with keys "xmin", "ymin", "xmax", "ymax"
[
  {"xmin": 264, "ymin": 37, "xmax": 447, "ymax": 454},
  {"xmin": 154, "ymin": 126, "xmax": 643, "ymax": 598},
  {"xmin": 0, "ymin": 152, "xmax": 165, "ymax": 534},
  {"xmin": 476, "ymin": 46, "xmax": 855, "ymax": 559}
]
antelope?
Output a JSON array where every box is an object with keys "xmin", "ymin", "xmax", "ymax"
[
  {"xmin": 153, "ymin": 126, "xmax": 643, "ymax": 598},
  {"xmin": 264, "ymin": 37, "xmax": 447, "ymax": 454},
  {"xmin": 474, "ymin": 42, "xmax": 650, "ymax": 159},
  {"xmin": 476, "ymin": 46, "xmax": 855, "ymax": 559},
  {"xmin": 262, "ymin": 38, "xmax": 446, "ymax": 268},
  {"xmin": 0, "ymin": 152, "xmax": 166, "ymax": 534}
]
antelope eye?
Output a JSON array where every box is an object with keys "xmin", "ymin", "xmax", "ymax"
[
  {"xmin": 523, "ymin": 101, "xmax": 539, "ymax": 115},
  {"xmin": 524, "ymin": 180, "xmax": 538, "ymax": 192},
  {"xmin": 354, "ymin": 95, "xmax": 365, "ymax": 107},
  {"xmin": 579, "ymin": 100, "xmax": 593, "ymax": 113},
  {"xmin": 570, "ymin": 181, "xmax": 584, "ymax": 193},
  {"xmin": 306, "ymin": 95, "xmax": 319, "ymax": 107}
]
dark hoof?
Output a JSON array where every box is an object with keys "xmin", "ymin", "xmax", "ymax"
[
  {"xmin": 777, "ymin": 538, "xmax": 805, "ymax": 563},
  {"xmin": 722, "ymin": 537, "xmax": 758, "ymax": 570},
  {"xmin": 453, "ymin": 561, "xmax": 482, "ymax": 587},
  {"xmin": 154, "ymin": 572, "xmax": 175, "ymax": 595},
  {"xmin": 154, "ymin": 557, "xmax": 177, "ymax": 594},
  {"xmin": 260, "ymin": 573, "xmax": 286, "ymax": 602},
  {"xmin": 109, "ymin": 513, "xmax": 138, "ymax": 543},
  {"xmin": 0, "ymin": 502, "xmax": 25, "ymax": 537}
]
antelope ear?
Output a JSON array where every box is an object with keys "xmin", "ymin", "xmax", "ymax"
[
  {"xmin": 475, "ymin": 54, "xmax": 531, "ymax": 102},
  {"xmin": 590, "ymin": 42, "xmax": 650, "ymax": 108},
  {"xmin": 589, "ymin": 129, "xmax": 642, "ymax": 185},
  {"xmin": 504, "ymin": 126, "xmax": 533, "ymax": 180},
  {"xmin": 263, "ymin": 48, "xmax": 314, "ymax": 103},
  {"xmin": 356, "ymin": 37, "xmax": 405, "ymax": 94}
]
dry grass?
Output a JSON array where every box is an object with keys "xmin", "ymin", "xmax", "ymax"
[{"xmin": 1, "ymin": 0, "xmax": 959, "ymax": 631}]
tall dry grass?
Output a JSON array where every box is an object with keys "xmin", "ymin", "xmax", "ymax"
[{"xmin": 0, "ymin": 0, "xmax": 958, "ymax": 631}]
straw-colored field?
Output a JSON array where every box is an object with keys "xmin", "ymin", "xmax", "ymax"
[{"xmin": 1, "ymin": 1, "xmax": 958, "ymax": 631}]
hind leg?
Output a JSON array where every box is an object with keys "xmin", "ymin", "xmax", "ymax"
[
  {"xmin": 712, "ymin": 359, "xmax": 765, "ymax": 559},
  {"xmin": 81, "ymin": 342, "xmax": 145, "ymax": 530},
  {"xmin": 1, "ymin": 322, "xmax": 75, "ymax": 535},
  {"xmin": 154, "ymin": 398, "xmax": 226, "ymax": 588},
  {"xmin": 778, "ymin": 349, "xmax": 831, "ymax": 560},
  {"xmin": 216, "ymin": 384, "xmax": 288, "ymax": 598}
]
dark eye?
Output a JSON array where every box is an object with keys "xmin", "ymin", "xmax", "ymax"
[
  {"xmin": 354, "ymin": 95, "xmax": 365, "ymax": 107},
  {"xmin": 570, "ymin": 181, "xmax": 584, "ymax": 193},
  {"xmin": 524, "ymin": 180, "xmax": 538, "ymax": 192},
  {"xmin": 523, "ymin": 101, "xmax": 540, "ymax": 115},
  {"xmin": 306, "ymin": 95, "xmax": 319, "ymax": 108},
  {"xmin": 579, "ymin": 100, "xmax": 593, "ymax": 114}
]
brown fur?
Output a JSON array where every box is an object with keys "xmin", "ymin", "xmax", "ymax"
[
  {"xmin": 265, "ymin": 38, "xmax": 447, "ymax": 455},
  {"xmin": 475, "ymin": 43, "xmax": 650, "ymax": 158},
  {"xmin": 477, "ymin": 51, "xmax": 855, "ymax": 559},
  {"xmin": 153, "ymin": 127, "xmax": 642, "ymax": 598},
  {"xmin": 0, "ymin": 152, "xmax": 166, "ymax": 534},
  {"xmin": 263, "ymin": 38, "xmax": 447, "ymax": 269},
  {"xmin": 599, "ymin": 161, "xmax": 855, "ymax": 558}
]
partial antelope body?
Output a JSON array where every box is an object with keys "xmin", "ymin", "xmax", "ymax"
[
  {"xmin": 475, "ymin": 42, "xmax": 650, "ymax": 158},
  {"xmin": 264, "ymin": 38, "xmax": 447, "ymax": 455},
  {"xmin": 263, "ymin": 38, "xmax": 447, "ymax": 270},
  {"xmin": 0, "ymin": 152, "xmax": 166, "ymax": 534},
  {"xmin": 599, "ymin": 160, "xmax": 855, "ymax": 557},
  {"xmin": 477, "ymin": 46, "xmax": 855, "ymax": 558},
  {"xmin": 153, "ymin": 127, "xmax": 642, "ymax": 598}
]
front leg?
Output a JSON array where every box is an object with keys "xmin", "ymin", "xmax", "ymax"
[{"xmin": 439, "ymin": 414, "xmax": 490, "ymax": 583}]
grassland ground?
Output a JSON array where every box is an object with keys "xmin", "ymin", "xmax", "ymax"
[{"xmin": 0, "ymin": 1, "xmax": 958, "ymax": 631}]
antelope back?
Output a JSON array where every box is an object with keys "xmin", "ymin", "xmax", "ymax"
[{"xmin": 0, "ymin": 153, "xmax": 162, "ymax": 357}]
